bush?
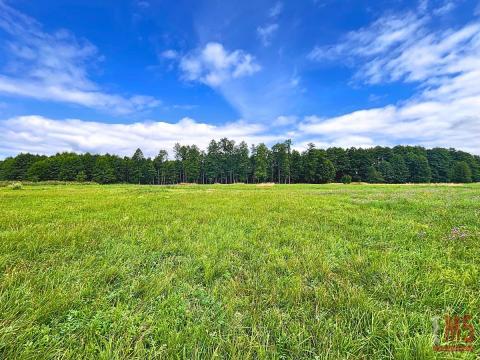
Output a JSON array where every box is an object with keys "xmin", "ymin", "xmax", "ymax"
[
  {"xmin": 8, "ymin": 182, "xmax": 23, "ymax": 190},
  {"xmin": 341, "ymin": 175, "xmax": 352, "ymax": 184}
]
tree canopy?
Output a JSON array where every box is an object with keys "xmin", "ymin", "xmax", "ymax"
[{"xmin": 1, "ymin": 140, "xmax": 479, "ymax": 184}]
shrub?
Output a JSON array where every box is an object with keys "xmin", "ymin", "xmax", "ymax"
[
  {"xmin": 8, "ymin": 182, "xmax": 23, "ymax": 190},
  {"xmin": 341, "ymin": 175, "xmax": 352, "ymax": 184}
]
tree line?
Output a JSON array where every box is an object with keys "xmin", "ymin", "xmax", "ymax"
[{"xmin": 1, "ymin": 139, "xmax": 479, "ymax": 184}]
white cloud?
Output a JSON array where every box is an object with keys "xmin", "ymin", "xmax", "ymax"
[
  {"xmin": 0, "ymin": 76, "xmax": 160, "ymax": 114},
  {"xmin": 268, "ymin": 2, "xmax": 283, "ymax": 18},
  {"xmin": 274, "ymin": 115, "xmax": 298, "ymax": 127},
  {"xmin": 0, "ymin": 115, "xmax": 279, "ymax": 158},
  {"xmin": 257, "ymin": 2, "xmax": 282, "ymax": 47},
  {"xmin": 0, "ymin": 1, "xmax": 160, "ymax": 114},
  {"xmin": 419, "ymin": 0, "xmax": 458, "ymax": 16},
  {"xmin": 179, "ymin": 42, "xmax": 261, "ymax": 87},
  {"xmin": 172, "ymin": 43, "xmax": 299, "ymax": 122},
  {"xmin": 308, "ymin": 10, "xmax": 480, "ymax": 85},
  {"xmin": 433, "ymin": 1, "xmax": 456, "ymax": 15},
  {"xmin": 257, "ymin": 23, "xmax": 279, "ymax": 47},
  {"xmin": 418, "ymin": 0, "xmax": 429, "ymax": 13},
  {"xmin": 299, "ymin": 96, "xmax": 480, "ymax": 154},
  {"xmin": 308, "ymin": 13, "xmax": 426, "ymax": 63},
  {"xmin": 161, "ymin": 49, "xmax": 178, "ymax": 59},
  {"xmin": 298, "ymin": 94, "xmax": 480, "ymax": 154}
]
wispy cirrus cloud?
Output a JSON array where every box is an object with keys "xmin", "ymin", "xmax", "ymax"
[
  {"xmin": 304, "ymin": 2, "xmax": 480, "ymax": 154},
  {"xmin": 268, "ymin": 2, "xmax": 283, "ymax": 18},
  {"xmin": 308, "ymin": 12, "xmax": 427, "ymax": 67},
  {"xmin": 257, "ymin": 2, "xmax": 282, "ymax": 47},
  {"xmin": 0, "ymin": 1, "xmax": 160, "ymax": 115},
  {"xmin": 308, "ymin": 5, "xmax": 480, "ymax": 85},
  {"xmin": 257, "ymin": 23, "xmax": 279, "ymax": 47},
  {"xmin": 433, "ymin": 0, "xmax": 457, "ymax": 15}
]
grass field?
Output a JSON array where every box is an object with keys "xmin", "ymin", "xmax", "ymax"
[{"xmin": 0, "ymin": 183, "xmax": 479, "ymax": 359}]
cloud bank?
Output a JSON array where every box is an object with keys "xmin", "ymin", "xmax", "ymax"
[{"xmin": 0, "ymin": 115, "xmax": 277, "ymax": 158}]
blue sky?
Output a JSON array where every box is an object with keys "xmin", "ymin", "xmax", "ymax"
[{"xmin": 0, "ymin": 0, "xmax": 479, "ymax": 158}]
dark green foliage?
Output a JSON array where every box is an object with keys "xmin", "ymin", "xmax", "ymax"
[
  {"xmin": 341, "ymin": 174, "xmax": 352, "ymax": 184},
  {"xmin": 427, "ymin": 148, "xmax": 452, "ymax": 182},
  {"xmin": 154, "ymin": 150, "xmax": 168, "ymax": 185},
  {"xmin": 92, "ymin": 157, "xmax": 116, "ymax": 184},
  {"xmin": 303, "ymin": 144, "xmax": 335, "ymax": 184},
  {"xmin": 327, "ymin": 147, "xmax": 351, "ymax": 181},
  {"xmin": 58, "ymin": 153, "xmax": 85, "ymax": 181},
  {"xmin": 26, "ymin": 157, "xmax": 60, "ymax": 181},
  {"xmin": 475, "ymin": 155, "xmax": 480, "ymax": 182},
  {"xmin": 81, "ymin": 153, "xmax": 96, "ymax": 181},
  {"xmin": 451, "ymin": 150, "xmax": 480, "ymax": 182},
  {"xmin": 405, "ymin": 154, "xmax": 431, "ymax": 183},
  {"xmin": 1, "ymin": 141, "xmax": 478, "ymax": 184},
  {"xmin": 75, "ymin": 171, "xmax": 87, "ymax": 182},
  {"xmin": 290, "ymin": 150, "xmax": 303, "ymax": 183},
  {"xmin": 252, "ymin": 143, "xmax": 269, "ymax": 183},
  {"xmin": 348, "ymin": 148, "xmax": 372, "ymax": 182},
  {"xmin": 378, "ymin": 161, "xmax": 395, "ymax": 183},
  {"xmin": 0, "ymin": 153, "xmax": 44, "ymax": 180},
  {"xmin": 236, "ymin": 141, "xmax": 251, "ymax": 183},
  {"xmin": 271, "ymin": 140, "xmax": 291, "ymax": 183},
  {"xmin": 205, "ymin": 140, "xmax": 221, "ymax": 183},
  {"xmin": 390, "ymin": 154, "xmax": 410, "ymax": 183},
  {"xmin": 366, "ymin": 166, "xmax": 384, "ymax": 183},
  {"xmin": 451, "ymin": 161, "xmax": 472, "ymax": 183}
]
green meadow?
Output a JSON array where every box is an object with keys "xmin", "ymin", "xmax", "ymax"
[{"xmin": 0, "ymin": 183, "xmax": 479, "ymax": 359}]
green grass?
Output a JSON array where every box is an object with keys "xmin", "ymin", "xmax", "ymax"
[{"xmin": 0, "ymin": 183, "xmax": 479, "ymax": 359}]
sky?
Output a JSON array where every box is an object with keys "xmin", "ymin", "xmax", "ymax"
[{"xmin": 0, "ymin": 0, "xmax": 479, "ymax": 158}]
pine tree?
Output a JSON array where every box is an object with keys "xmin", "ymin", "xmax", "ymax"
[
  {"xmin": 253, "ymin": 143, "xmax": 269, "ymax": 183},
  {"xmin": 290, "ymin": 150, "xmax": 303, "ymax": 183},
  {"xmin": 131, "ymin": 148, "xmax": 145, "ymax": 184},
  {"xmin": 236, "ymin": 141, "xmax": 250, "ymax": 183},
  {"xmin": 154, "ymin": 150, "xmax": 168, "ymax": 184}
]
